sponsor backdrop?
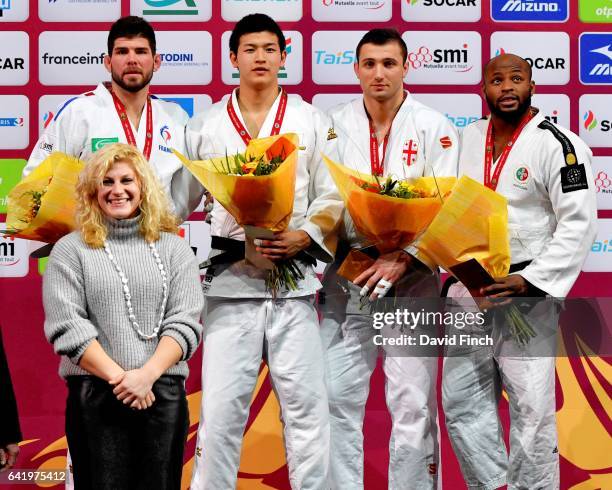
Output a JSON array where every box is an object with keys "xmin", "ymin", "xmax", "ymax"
[{"xmin": 0, "ymin": 0, "xmax": 611, "ymax": 489}]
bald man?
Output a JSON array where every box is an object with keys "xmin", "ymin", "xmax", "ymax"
[{"xmin": 442, "ymin": 54, "xmax": 597, "ymax": 490}]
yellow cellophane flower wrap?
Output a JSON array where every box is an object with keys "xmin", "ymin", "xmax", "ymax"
[
  {"xmin": 416, "ymin": 175, "xmax": 510, "ymax": 278},
  {"xmin": 323, "ymin": 155, "xmax": 456, "ymax": 254},
  {"xmin": 5, "ymin": 153, "xmax": 84, "ymax": 243},
  {"xmin": 173, "ymin": 133, "xmax": 298, "ymax": 232}
]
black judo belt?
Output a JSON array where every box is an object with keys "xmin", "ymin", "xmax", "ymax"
[{"xmin": 199, "ymin": 236, "xmax": 317, "ymax": 270}]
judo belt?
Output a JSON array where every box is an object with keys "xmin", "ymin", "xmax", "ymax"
[
  {"xmin": 199, "ymin": 236, "xmax": 317, "ymax": 270},
  {"xmin": 440, "ymin": 260, "xmax": 533, "ymax": 298}
]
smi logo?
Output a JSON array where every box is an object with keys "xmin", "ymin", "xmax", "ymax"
[
  {"xmin": 544, "ymin": 109, "xmax": 559, "ymax": 124},
  {"xmin": 0, "ymin": 238, "xmax": 20, "ymax": 267},
  {"xmin": 407, "ymin": 45, "xmax": 471, "ymax": 71}
]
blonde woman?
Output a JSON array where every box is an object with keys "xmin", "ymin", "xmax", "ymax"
[{"xmin": 43, "ymin": 143, "xmax": 203, "ymax": 490}]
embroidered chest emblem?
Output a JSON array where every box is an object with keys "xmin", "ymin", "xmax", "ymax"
[{"xmin": 402, "ymin": 139, "xmax": 419, "ymax": 167}]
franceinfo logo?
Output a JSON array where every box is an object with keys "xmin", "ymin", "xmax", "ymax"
[
  {"xmin": 491, "ymin": 0, "xmax": 568, "ymax": 21},
  {"xmin": 402, "ymin": 0, "xmax": 481, "ymax": 22},
  {"xmin": 39, "ymin": 31, "xmax": 108, "ymax": 85},
  {"xmin": 41, "ymin": 52, "xmax": 105, "ymax": 65},
  {"xmin": 580, "ymin": 33, "xmax": 612, "ymax": 84}
]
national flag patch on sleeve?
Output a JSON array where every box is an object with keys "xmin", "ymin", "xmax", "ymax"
[{"xmin": 439, "ymin": 136, "xmax": 452, "ymax": 149}]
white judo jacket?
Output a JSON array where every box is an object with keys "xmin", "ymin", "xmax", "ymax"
[
  {"xmin": 459, "ymin": 111, "xmax": 597, "ymax": 298},
  {"xmin": 25, "ymin": 83, "xmax": 193, "ymax": 218},
  {"xmin": 328, "ymin": 92, "xmax": 459, "ymax": 254},
  {"xmin": 186, "ymin": 89, "xmax": 343, "ymax": 298}
]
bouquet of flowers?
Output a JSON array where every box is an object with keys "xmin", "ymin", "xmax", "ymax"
[
  {"xmin": 173, "ymin": 133, "xmax": 300, "ymax": 294},
  {"xmin": 323, "ymin": 155, "xmax": 456, "ymax": 280},
  {"xmin": 3, "ymin": 153, "xmax": 83, "ymax": 243},
  {"xmin": 416, "ymin": 175, "xmax": 536, "ymax": 345}
]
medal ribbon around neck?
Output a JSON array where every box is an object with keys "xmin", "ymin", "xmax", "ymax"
[
  {"xmin": 484, "ymin": 109, "xmax": 535, "ymax": 191},
  {"xmin": 226, "ymin": 89, "xmax": 288, "ymax": 146},
  {"xmin": 368, "ymin": 118, "xmax": 391, "ymax": 177},
  {"xmin": 110, "ymin": 90, "xmax": 153, "ymax": 160}
]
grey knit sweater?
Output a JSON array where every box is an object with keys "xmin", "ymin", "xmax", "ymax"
[{"xmin": 43, "ymin": 217, "xmax": 204, "ymax": 379}]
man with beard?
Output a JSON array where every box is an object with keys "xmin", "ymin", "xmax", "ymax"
[
  {"xmin": 442, "ymin": 53, "xmax": 597, "ymax": 490},
  {"xmin": 25, "ymin": 16, "xmax": 196, "ymax": 218},
  {"xmin": 319, "ymin": 28, "xmax": 458, "ymax": 489}
]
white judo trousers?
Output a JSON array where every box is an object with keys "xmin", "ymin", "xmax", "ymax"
[
  {"xmin": 319, "ymin": 273, "xmax": 440, "ymax": 490},
  {"xmin": 187, "ymin": 90, "xmax": 342, "ymax": 489},
  {"xmin": 442, "ymin": 112, "xmax": 597, "ymax": 490},
  {"xmin": 191, "ymin": 297, "xmax": 329, "ymax": 490},
  {"xmin": 320, "ymin": 94, "xmax": 459, "ymax": 490},
  {"xmin": 442, "ymin": 283, "xmax": 559, "ymax": 490}
]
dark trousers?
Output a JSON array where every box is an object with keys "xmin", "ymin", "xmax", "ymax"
[{"xmin": 65, "ymin": 375, "xmax": 189, "ymax": 490}]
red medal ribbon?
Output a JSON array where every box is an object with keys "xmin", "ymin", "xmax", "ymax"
[
  {"xmin": 110, "ymin": 90, "xmax": 153, "ymax": 160},
  {"xmin": 484, "ymin": 110, "xmax": 535, "ymax": 191},
  {"xmin": 368, "ymin": 118, "xmax": 390, "ymax": 177},
  {"xmin": 227, "ymin": 89, "xmax": 288, "ymax": 146}
]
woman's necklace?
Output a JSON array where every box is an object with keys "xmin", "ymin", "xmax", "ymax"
[{"xmin": 103, "ymin": 241, "xmax": 168, "ymax": 340}]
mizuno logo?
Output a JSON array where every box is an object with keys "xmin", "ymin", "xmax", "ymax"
[
  {"xmin": 500, "ymin": 0, "xmax": 559, "ymax": 12},
  {"xmin": 591, "ymin": 44, "xmax": 612, "ymax": 61}
]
